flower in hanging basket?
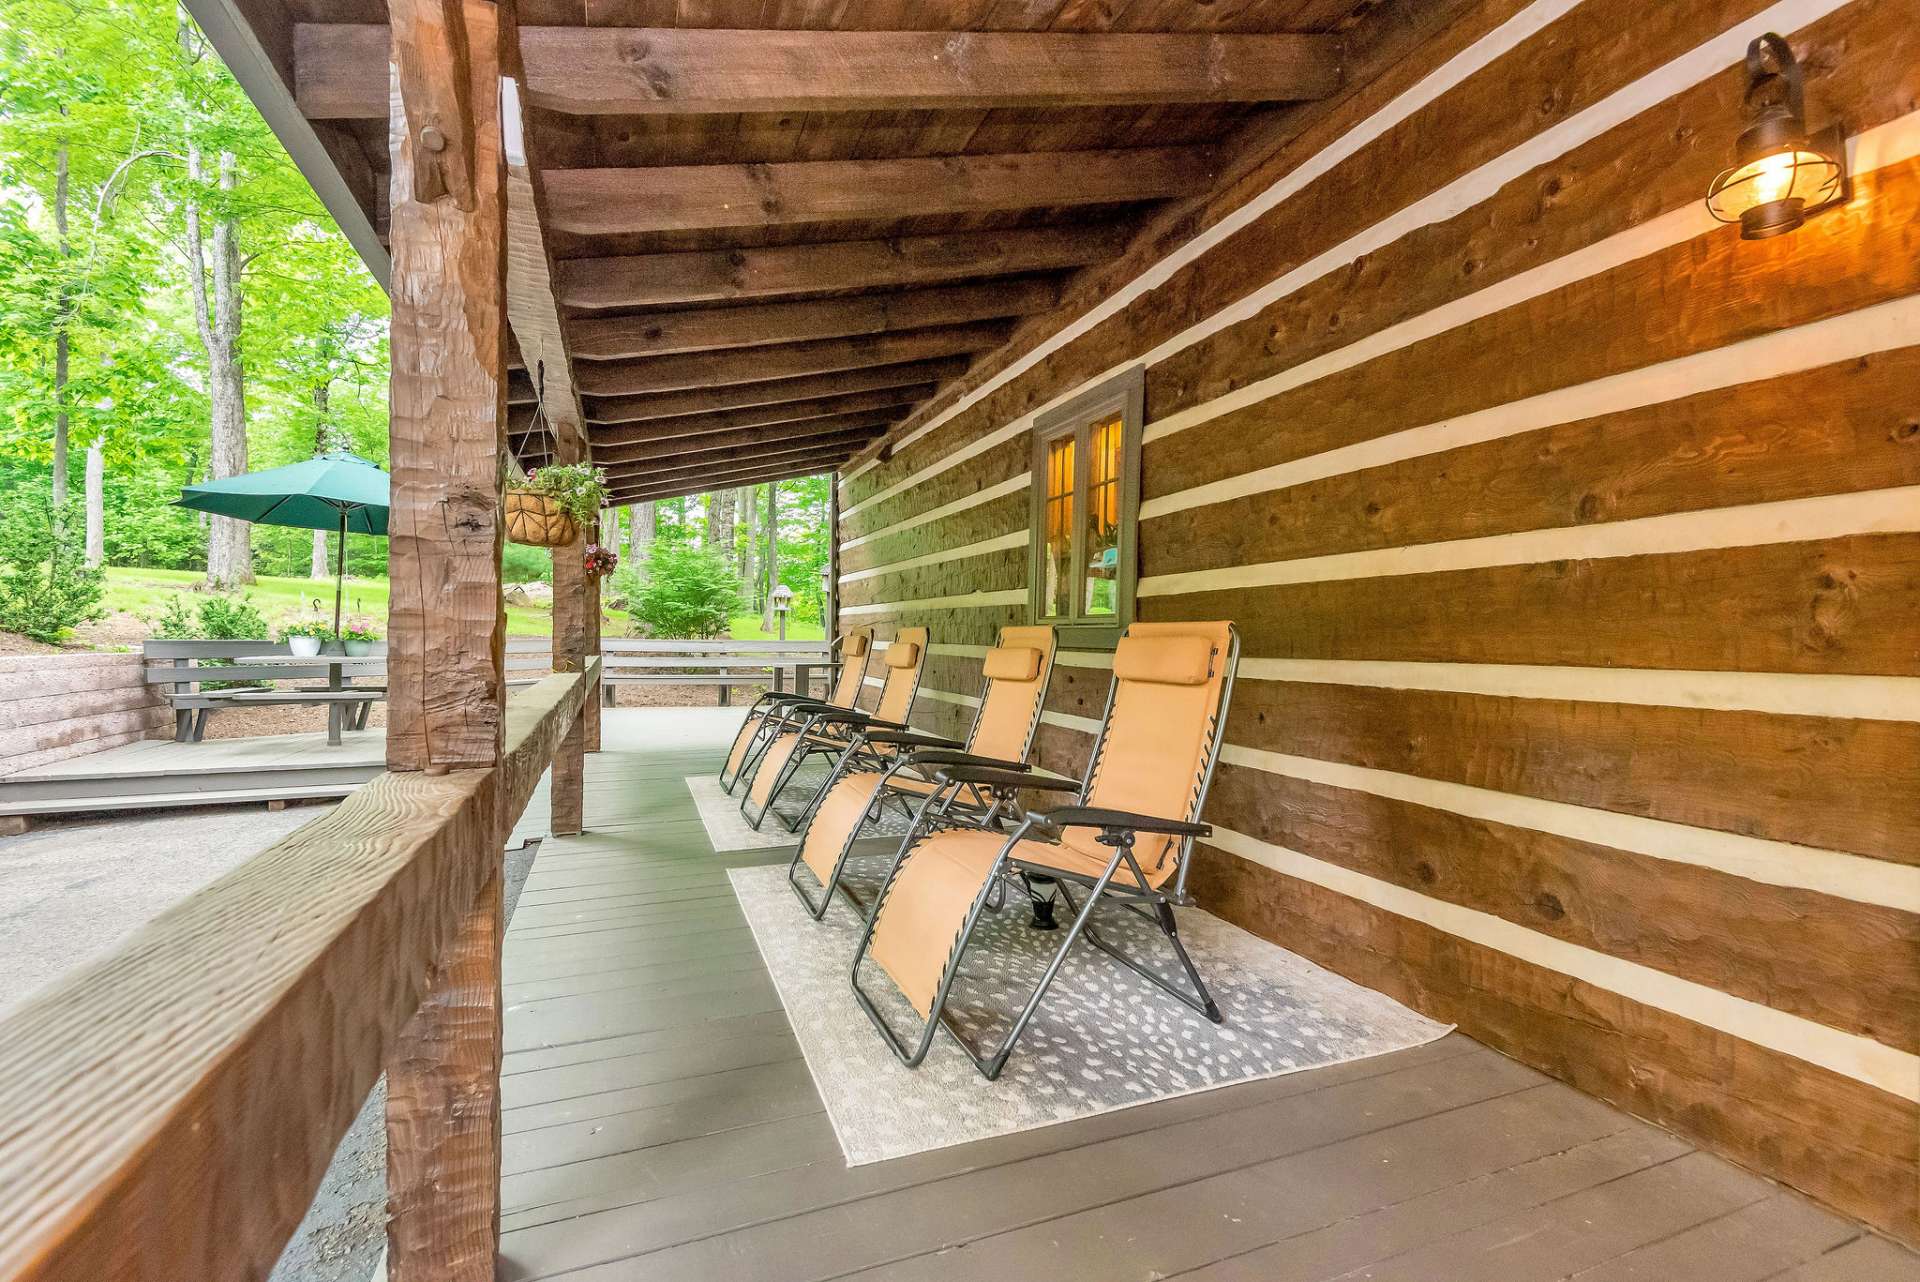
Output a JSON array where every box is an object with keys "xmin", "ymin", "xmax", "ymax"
[
  {"xmin": 505, "ymin": 464, "xmax": 606, "ymax": 548},
  {"xmin": 583, "ymin": 543, "xmax": 619, "ymax": 579}
]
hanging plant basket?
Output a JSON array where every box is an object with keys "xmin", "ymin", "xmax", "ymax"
[
  {"xmin": 584, "ymin": 542, "xmax": 619, "ymax": 580},
  {"xmin": 505, "ymin": 488, "xmax": 581, "ymax": 548}
]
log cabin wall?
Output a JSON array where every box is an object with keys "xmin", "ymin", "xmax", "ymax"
[{"xmin": 835, "ymin": 0, "xmax": 1920, "ymax": 1244}]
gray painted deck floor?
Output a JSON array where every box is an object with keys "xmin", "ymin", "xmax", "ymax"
[{"xmin": 496, "ymin": 709, "xmax": 1914, "ymax": 1282}]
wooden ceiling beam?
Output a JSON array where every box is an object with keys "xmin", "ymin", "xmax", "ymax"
[
  {"xmin": 569, "ymin": 278, "xmax": 1057, "ymax": 361},
  {"xmin": 554, "ymin": 225, "xmax": 1128, "ymax": 311},
  {"xmin": 296, "ymin": 25, "xmax": 1341, "ymax": 119},
  {"xmin": 583, "ymin": 357, "xmax": 967, "ymax": 421},
  {"xmin": 599, "ymin": 441, "xmax": 859, "ymax": 491},
  {"xmin": 588, "ymin": 387, "xmax": 929, "ymax": 443},
  {"xmin": 544, "ymin": 148, "xmax": 1215, "ymax": 236},
  {"xmin": 594, "ymin": 415, "xmax": 893, "ymax": 466},
  {"xmin": 574, "ymin": 322, "xmax": 1008, "ymax": 397},
  {"xmin": 607, "ymin": 461, "xmax": 840, "ymax": 507}
]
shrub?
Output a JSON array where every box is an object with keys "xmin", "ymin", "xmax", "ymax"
[
  {"xmin": 152, "ymin": 592, "xmax": 270, "ymax": 642},
  {"xmin": 626, "ymin": 542, "xmax": 739, "ymax": 639},
  {"xmin": 0, "ymin": 497, "xmax": 104, "ymax": 643},
  {"xmin": 151, "ymin": 592, "xmax": 272, "ymax": 688}
]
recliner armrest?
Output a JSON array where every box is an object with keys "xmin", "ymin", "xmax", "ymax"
[
  {"xmin": 862, "ymin": 729, "xmax": 964, "ymax": 750},
  {"xmin": 932, "ymin": 765, "xmax": 1078, "ymax": 793},
  {"xmin": 1032, "ymin": 806, "xmax": 1211, "ymax": 838}
]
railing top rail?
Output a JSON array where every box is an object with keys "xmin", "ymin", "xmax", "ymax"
[
  {"xmin": 0, "ymin": 666, "xmax": 591, "ymax": 1281},
  {"xmin": 601, "ymin": 638, "xmax": 829, "ymax": 653}
]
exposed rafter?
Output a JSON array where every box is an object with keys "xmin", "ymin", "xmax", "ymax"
[
  {"xmin": 553, "ymin": 226, "xmax": 1128, "ymax": 310},
  {"xmin": 296, "ymin": 26, "xmax": 1341, "ymax": 119},
  {"xmin": 600, "ymin": 440, "xmax": 860, "ymax": 492},
  {"xmin": 586, "ymin": 387, "xmax": 930, "ymax": 444},
  {"xmin": 543, "ymin": 149, "xmax": 1215, "ymax": 236},
  {"xmin": 582, "ymin": 359, "xmax": 968, "ymax": 423},
  {"xmin": 593, "ymin": 414, "xmax": 894, "ymax": 465},
  {"xmin": 568, "ymin": 279, "xmax": 1058, "ymax": 360},
  {"xmin": 606, "ymin": 461, "xmax": 844, "ymax": 508},
  {"xmin": 573, "ymin": 324, "xmax": 1009, "ymax": 398}
]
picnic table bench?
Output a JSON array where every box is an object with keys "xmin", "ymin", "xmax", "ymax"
[
  {"xmin": 144, "ymin": 641, "xmax": 392, "ymax": 745},
  {"xmin": 598, "ymin": 639, "xmax": 835, "ymax": 706},
  {"xmin": 145, "ymin": 637, "xmax": 832, "ymax": 740}
]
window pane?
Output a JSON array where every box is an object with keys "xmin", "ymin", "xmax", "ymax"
[
  {"xmin": 1043, "ymin": 434, "xmax": 1075, "ymax": 618},
  {"xmin": 1083, "ymin": 414, "xmax": 1122, "ymax": 617}
]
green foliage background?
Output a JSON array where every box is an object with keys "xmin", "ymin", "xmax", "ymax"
[{"xmin": 0, "ymin": 1, "xmax": 836, "ymax": 644}]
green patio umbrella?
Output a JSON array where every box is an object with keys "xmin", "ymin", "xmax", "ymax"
[{"xmin": 174, "ymin": 451, "xmax": 389, "ymax": 640}]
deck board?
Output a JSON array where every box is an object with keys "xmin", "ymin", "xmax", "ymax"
[{"xmin": 493, "ymin": 708, "xmax": 1910, "ymax": 1282}]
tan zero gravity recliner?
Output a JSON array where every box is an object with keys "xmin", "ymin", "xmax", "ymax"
[
  {"xmin": 739, "ymin": 627, "xmax": 930, "ymax": 831},
  {"xmin": 720, "ymin": 627, "xmax": 874, "ymax": 794},
  {"xmin": 786, "ymin": 625, "xmax": 1059, "ymax": 919},
  {"xmin": 850, "ymin": 621, "xmax": 1240, "ymax": 1080}
]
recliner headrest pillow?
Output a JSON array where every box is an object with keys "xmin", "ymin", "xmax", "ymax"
[
  {"xmin": 882, "ymin": 641, "xmax": 921, "ymax": 670},
  {"xmin": 1112, "ymin": 634, "xmax": 1213, "ymax": 686},
  {"xmin": 842, "ymin": 632, "xmax": 871, "ymax": 657},
  {"xmin": 982, "ymin": 646, "xmax": 1042, "ymax": 682}
]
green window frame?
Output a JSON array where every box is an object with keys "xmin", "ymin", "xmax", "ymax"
[{"xmin": 1027, "ymin": 366, "xmax": 1143, "ymax": 649}]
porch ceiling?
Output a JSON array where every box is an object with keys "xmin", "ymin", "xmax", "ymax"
[{"xmin": 220, "ymin": 0, "xmax": 1395, "ymax": 503}]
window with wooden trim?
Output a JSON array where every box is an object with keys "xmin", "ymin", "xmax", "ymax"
[{"xmin": 1028, "ymin": 367, "xmax": 1142, "ymax": 647}]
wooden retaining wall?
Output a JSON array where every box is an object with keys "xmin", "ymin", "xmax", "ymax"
[
  {"xmin": 0, "ymin": 654, "xmax": 170, "ymax": 777},
  {"xmin": 835, "ymin": 0, "xmax": 1920, "ymax": 1244}
]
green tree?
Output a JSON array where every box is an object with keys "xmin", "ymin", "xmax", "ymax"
[{"xmin": 0, "ymin": 0, "xmax": 388, "ymax": 599}]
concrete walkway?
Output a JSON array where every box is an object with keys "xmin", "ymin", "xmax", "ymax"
[{"xmin": 0, "ymin": 801, "xmax": 336, "ymax": 1015}]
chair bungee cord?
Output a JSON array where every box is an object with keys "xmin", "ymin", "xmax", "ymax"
[
  {"xmin": 848, "ymin": 622, "xmax": 1240, "ymax": 1081},
  {"xmin": 787, "ymin": 625, "xmax": 1059, "ymax": 919}
]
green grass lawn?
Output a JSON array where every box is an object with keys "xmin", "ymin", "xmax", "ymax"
[
  {"xmin": 726, "ymin": 613, "xmax": 825, "ymax": 642},
  {"xmin": 102, "ymin": 567, "xmax": 620, "ymax": 637},
  {"xmin": 99, "ymin": 568, "xmax": 823, "ymax": 642}
]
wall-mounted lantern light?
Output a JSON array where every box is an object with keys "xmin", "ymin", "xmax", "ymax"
[{"xmin": 1706, "ymin": 33, "xmax": 1848, "ymax": 240}]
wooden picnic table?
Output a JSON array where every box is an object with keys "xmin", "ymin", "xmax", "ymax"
[{"xmin": 231, "ymin": 654, "xmax": 387, "ymax": 746}]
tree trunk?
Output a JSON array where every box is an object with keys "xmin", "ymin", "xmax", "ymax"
[
  {"xmin": 311, "ymin": 380, "xmax": 334, "ymax": 579},
  {"xmin": 52, "ymin": 142, "xmax": 70, "ymax": 539},
  {"xmin": 188, "ymin": 145, "xmax": 252, "ymax": 588},
  {"xmin": 631, "ymin": 499, "xmax": 654, "ymax": 566},
  {"xmin": 761, "ymin": 483, "xmax": 779, "ymax": 632},
  {"xmin": 707, "ymin": 489, "xmax": 734, "ymax": 563},
  {"xmin": 84, "ymin": 438, "xmax": 104, "ymax": 567},
  {"xmin": 738, "ymin": 486, "xmax": 756, "ymax": 604}
]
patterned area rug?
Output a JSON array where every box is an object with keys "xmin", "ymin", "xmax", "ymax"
[
  {"xmin": 728, "ymin": 860, "xmax": 1450, "ymax": 1166},
  {"xmin": 685, "ymin": 764, "xmax": 918, "ymax": 853},
  {"xmin": 683, "ymin": 775, "xmax": 798, "ymax": 851}
]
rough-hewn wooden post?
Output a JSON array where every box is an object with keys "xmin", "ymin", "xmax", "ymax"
[
  {"xmin": 584, "ymin": 522, "xmax": 603, "ymax": 751},
  {"xmin": 549, "ymin": 461, "xmax": 588, "ymax": 838},
  {"xmin": 383, "ymin": 0, "xmax": 508, "ymax": 1277}
]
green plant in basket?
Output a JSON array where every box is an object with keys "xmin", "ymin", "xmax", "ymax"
[{"xmin": 523, "ymin": 464, "xmax": 607, "ymax": 526}]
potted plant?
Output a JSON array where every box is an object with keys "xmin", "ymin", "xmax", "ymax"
[
  {"xmin": 506, "ymin": 464, "xmax": 606, "ymax": 548},
  {"xmin": 340, "ymin": 626, "xmax": 380, "ymax": 657},
  {"xmin": 583, "ymin": 542, "xmax": 618, "ymax": 580},
  {"xmin": 280, "ymin": 624, "xmax": 331, "ymax": 658}
]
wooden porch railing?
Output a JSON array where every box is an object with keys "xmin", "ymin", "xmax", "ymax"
[{"xmin": 0, "ymin": 662, "xmax": 594, "ymax": 1281}]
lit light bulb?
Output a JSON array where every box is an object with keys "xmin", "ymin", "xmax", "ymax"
[{"xmin": 1745, "ymin": 149, "xmax": 1799, "ymax": 206}]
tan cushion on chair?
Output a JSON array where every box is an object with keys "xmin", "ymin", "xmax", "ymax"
[
  {"xmin": 883, "ymin": 641, "xmax": 921, "ymax": 669},
  {"xmin": 981, "ymin": 645, "xmax": 1041, "ymax": 682},
  {"xmin": 843, "ymin": 631, "xmax": 871, "ymax": 657},
  {"xmin": 1112, "ymin": 634, "xmax": 1213, "ymax": 686}
]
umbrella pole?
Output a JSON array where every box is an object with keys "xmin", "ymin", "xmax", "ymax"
[{"xmin": 333, "ymin": 508, "xmax": 348, "ymax": 640}]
